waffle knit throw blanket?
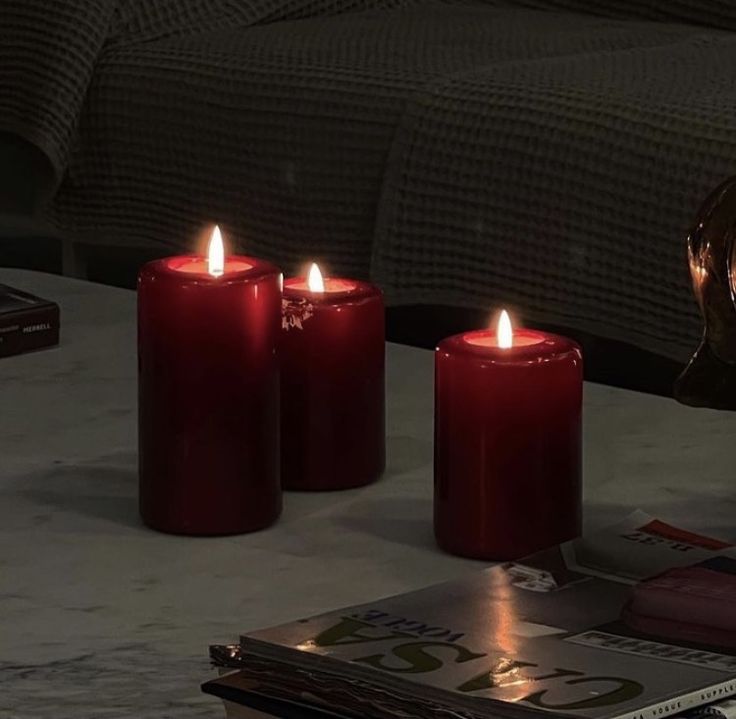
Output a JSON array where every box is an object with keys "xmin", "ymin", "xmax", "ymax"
[{"xmin": 4, "ymin": 0, "xmax": 736, "ymax": 359}]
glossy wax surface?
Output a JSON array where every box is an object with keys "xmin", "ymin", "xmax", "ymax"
[
  {"xmin": 435, "ymin": 329, "xmax": 583, "ymax": 560},
  {"xmin": 138, "ymin": 255, "xmax": 282, "ymax": 535},
  {"xmin": 281, "ymin": 278, "xmax": 385, "ymax": 490}
]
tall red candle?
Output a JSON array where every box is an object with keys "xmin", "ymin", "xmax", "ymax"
[
  {"xmin": 281, "ymin": 264, "xmax": 385, "ymax": 490},
  {"xmin": 138, "ymin": 227, "xmax": 282, "ymax": 535},
  {"xmin": 434, "ymin": 312, "xmax": 582, "ymax": 560}
]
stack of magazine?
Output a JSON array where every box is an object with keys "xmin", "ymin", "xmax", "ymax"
[{"xmin": 203, "ymin": 512, "xmax": 736, "ymax": 719}]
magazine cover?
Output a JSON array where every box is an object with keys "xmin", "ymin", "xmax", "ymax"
[{"xmin": 205, "ymin": 513, "xmax": 736, "ymax": 719}]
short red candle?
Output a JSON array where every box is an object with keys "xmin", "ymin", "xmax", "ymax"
[
  {"xmin": 281, "ymin": 272, "xmax": 385, "ymax": 490},
  {"xmin": 138, "ymin": 253, "xmax": 282, "ymax": 535},
  {"xmin": 434, "ymin": 325, "xmax": 583, "ymax": 560}
]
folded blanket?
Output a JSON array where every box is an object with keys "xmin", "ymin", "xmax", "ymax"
[
  {"xmin": 0, "ymin": 0, "xmax": 118, "ymax": 184},
  {"xmin": 0, "ymin": 0, "xmax": 438, "ymax": 187}
]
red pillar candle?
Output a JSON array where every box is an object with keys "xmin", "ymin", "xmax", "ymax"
[
  {"xmin": 434, "ymin": 311, "xmax": 583, "ymax": 560},
  {"xmin": 281, "ymin": 263, "xmax": 385, "ymax": 490},
  {"xmin": 138, "ymin": 227, "xmax": 282, "ymax": 535}
]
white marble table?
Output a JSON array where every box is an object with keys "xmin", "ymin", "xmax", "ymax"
[{"xmin": 2, "ymin": 269, "xmax": 736, "ymax": 719}]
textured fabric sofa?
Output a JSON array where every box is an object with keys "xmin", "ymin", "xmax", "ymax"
[{"xmin": 4, "ymin": 0, "xmax": 736, "ymax": 360}]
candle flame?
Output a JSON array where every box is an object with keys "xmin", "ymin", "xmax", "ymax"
[
  {"xmin": 208, "ymin": 225, "xmax": 225, "ymax": 278},
  {"xmin": 307, "ymin": 262, "xmax": 325, "ymax": 293},
  {"xmin": 497, "ymin": 309, "xmax": 513, "ymax": 349}
]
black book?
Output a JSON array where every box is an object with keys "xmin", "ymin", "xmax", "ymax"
[{"xmin": 0, "ymin": 284, "xmax": 60, "ymax": 358}]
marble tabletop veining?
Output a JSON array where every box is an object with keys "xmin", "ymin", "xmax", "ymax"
[{"xmin": 1, "ymin": 268, "xmax": 736, "ymax": 718}]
